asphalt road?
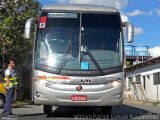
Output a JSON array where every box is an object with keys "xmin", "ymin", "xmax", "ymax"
[{"xmin": 0, "ymin": 101, "xmax": 160, "ymax": 120}]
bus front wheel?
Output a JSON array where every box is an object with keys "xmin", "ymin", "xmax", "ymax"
[{"xmin": 43, "ymin": 105, "xmax": 53, "ymax": 117}]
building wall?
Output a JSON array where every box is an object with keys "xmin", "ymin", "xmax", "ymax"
[{"xmin": 125, "ymin": 62, "xmax": 160, "ymax": 101}]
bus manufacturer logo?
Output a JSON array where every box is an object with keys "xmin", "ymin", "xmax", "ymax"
[
  {"xmin": 81, "ymin": 79, "xmax": 91, "ymax": 84},
  {"xmin": 76, "ymin": 85, "xmax": 83, "ymax": 91}
]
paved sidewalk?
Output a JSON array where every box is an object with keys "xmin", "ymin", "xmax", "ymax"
[{"xmin": 124, "ymin": 99, "xmax": 160, "ymax": 107}]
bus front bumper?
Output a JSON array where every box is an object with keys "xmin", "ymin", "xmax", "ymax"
[{"xmin": 33, "ymin": 82, "xmax": 123, "ymax": 106}]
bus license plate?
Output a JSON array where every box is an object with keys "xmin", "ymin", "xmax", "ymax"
[{"xmin": 71, "ymin": 95, "xmax": 87, "ymax": 101}]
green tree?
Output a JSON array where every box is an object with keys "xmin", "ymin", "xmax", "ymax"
[
  {"xmin": 0, "ymin": 0, "xmax": 41, "ymax": 100},
  {"xmin": 0, "ymin": 0, "xmax": 40, "ymax": 65}
]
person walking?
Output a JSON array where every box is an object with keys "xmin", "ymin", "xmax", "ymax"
[{"xmin": 2, "ymin": 60, "xmax": 17, "ymax": 117}]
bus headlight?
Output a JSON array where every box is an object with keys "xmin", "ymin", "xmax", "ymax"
[{"xmin": 109, "ymin": 80, "xmax": 122, "ymax": 87}]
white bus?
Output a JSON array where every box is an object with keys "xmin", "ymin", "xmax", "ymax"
[{"xmin": 24, "ymin": 4, "xmax": 134, "ymax": 116}]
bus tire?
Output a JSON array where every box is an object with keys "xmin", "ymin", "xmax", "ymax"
[
  {"xmin": 43, "ymin": 105, "xmax": 53, "ymax": 117},
  {"xmin": 0, "ymin": 95, "xmax": 5, "ymax": 108},
  {"xmin": 101, "ymin": 106, "xmax": 112, "ymax": 118}
]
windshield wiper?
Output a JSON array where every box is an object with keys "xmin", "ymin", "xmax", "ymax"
[
  {"xmin": 82, "ymin": 49, "xmax": 104, "ymax": 75},
  {"xmin": 56, "ymin": 41, "xmax": 73, "ymax": 74}
]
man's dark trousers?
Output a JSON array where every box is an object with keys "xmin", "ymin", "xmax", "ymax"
[{"xmin": 3, "ymin": 88, "xmax": 15, "ymax": 114}]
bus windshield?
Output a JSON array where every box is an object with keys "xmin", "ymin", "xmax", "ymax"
[{"xmin": 35, "ymin": 12, "xmax": 123, "ymax": 72}]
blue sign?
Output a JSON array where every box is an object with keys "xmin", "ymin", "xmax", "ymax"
[{"xmin": 81, "ymin": 62, "xmax": 89, "ymax": 70}]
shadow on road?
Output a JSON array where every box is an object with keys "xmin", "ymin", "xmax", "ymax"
[
  {"xmin": 42, "ymin": 104, "xmax": 158, "ymax": 119},
  {"xmin": 19, "ymin": 113, "xmax": 45, "ymax": 117}
]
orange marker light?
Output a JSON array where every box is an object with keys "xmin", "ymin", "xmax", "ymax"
[
  {"xmin": 38, "ymin": 76, "xmax": 71, "ymax": 80},
  {"xmin": 38, "ymin": 76, "xmax": 47, "ymax": 80},
  {"xmin": 53, "ymin": 76, "xmax": 71, "ymax": 80}
]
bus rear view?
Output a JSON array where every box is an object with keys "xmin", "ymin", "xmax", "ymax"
[{"xmin": 24, "ymin": 4, "xmax": 134, "ymax": 116}]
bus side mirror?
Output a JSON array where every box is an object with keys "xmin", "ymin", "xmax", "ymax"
[
  {"xmin": 24, "ymin": 18, "xmax": 37, "ymax": 39},
  {"xmin": 123, "ymin": 22, "xmax": 134, "ymax": 43}
]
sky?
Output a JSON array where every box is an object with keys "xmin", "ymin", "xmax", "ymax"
[{"xmin": 38, "ymin": 0, "xmax": 160, "ymax": 57}]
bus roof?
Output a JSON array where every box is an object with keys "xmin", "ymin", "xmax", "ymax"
[{"xmin": 42, "ymin": 4, "xmax": 119, "ymax": 13}]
